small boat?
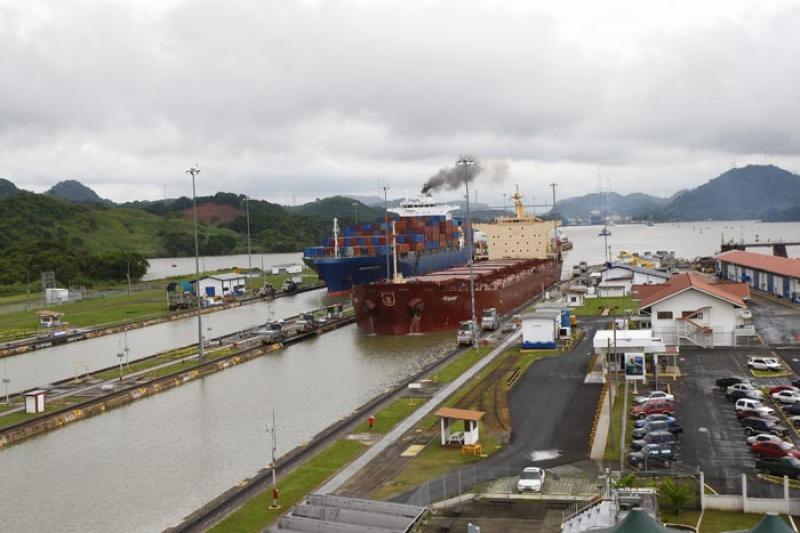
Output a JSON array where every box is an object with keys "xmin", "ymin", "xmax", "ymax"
[{"xmin": 171, "ymin": 263, "xmax": 177, "ymax": 267}]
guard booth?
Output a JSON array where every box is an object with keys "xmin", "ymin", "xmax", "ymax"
[
  {"xmin": 25, "ymin": 390, "xmax": 46, "ymax": 414},
  {"xmin": 435, "ymin": 407, "xmax": 485, "ymax": 454}
]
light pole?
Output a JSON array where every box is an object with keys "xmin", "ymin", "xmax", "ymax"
[
  {"xmin": 245, "ymin": 195, "xmax": 252, "ymax": 275},
  {"xmin": 502, "ymin": 193, "xmax": 507, "ymax": 216},
  {"xmin": 383, "ymin": 185, "xmax": 391, "ymax": 280},
  {"xmin": 266, "ymin": 408, "xmax": 281, "ymax": 509},
  {"xmin": 2, "ymin": 355, "xmax": 9, "ymax": 405},
  {"xmin": 123, "ymin": 327, "xmax": 130, "ymax": 369},
  {"xmin": 117, "ymin": 348, "xmax": 124, "ymax": 382},
  {"xmin": 457, "ymin": 156, "xmax": 478, "ymax": 351},
  {"xmin": 187, "ymin": 166, "xmax": 205, "ymax": 362}
]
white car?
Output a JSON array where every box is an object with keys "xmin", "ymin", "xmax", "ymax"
[
  {"xmin": 735, "ymin": 398, "xmax": 774, "ymax": 416},
  {"xmin": 634, "ymin": 391, "xmax": 675, "ymax": 405},
  {"xmin": 517, "ymin": 467, "xmax": 545, "ymax": 493},
  {"xmin": 748, "ymin": 357, "xmax": 782, "ymax": 372},
  {"xmin": 727, "ymin": 383, "xmax": 764, "ymax": 399},
  {"xmin": 746, "ymin": 433, "xmax": 785, "ymax": 445},
  {"xmin": 772, "ymin": 390, "xmax": 800, "ymax": 405}
]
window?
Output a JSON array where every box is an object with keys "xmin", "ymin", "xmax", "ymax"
[
  {"xmin": 656, "ymin": 311, "xmax": 673, "ymax": 319},
  {"xmin": 681, "ymin": 311, "xmax": 703, "ymax": 320}
]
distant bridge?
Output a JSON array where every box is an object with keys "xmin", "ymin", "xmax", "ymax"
[{"xmin": 721, "ymin": 241, "xmax": 800, "ymax": 258}]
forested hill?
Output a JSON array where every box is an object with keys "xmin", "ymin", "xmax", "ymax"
[
  {"xmin": 0, "ymin": 192, "xmax": 240, "ymax": 286},
  {"xmin": 553, "ymin": 192, "xmax": 669, "ymax": 220}
]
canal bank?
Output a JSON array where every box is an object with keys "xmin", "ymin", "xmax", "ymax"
[
  {"xmin": 0, "ymin": 314, "xmax": 355, "ymax": 449},
  {"xmin": 1, "ymin": 287, "xmax": 340, "ymax": 395},
  {"xmin": 0, "ymin": 281, "xmax": 325, "ymax": 359}
]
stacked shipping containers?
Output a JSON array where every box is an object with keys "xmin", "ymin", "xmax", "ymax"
[{"xmin": 303, "ymin": 215, "xmax": 463, "ymax": 258}]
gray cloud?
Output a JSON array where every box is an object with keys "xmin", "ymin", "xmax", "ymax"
[{"xmin": 0, "ymin": 0, "xmax": 799, "ymax": 206}]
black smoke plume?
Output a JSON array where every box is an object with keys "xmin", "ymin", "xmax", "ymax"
[{"xmin": 421, "ymin": 158, "xmax": 508, "ymax": 193}]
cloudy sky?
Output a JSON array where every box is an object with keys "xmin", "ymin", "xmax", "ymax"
[{"xmin": 1, "ymin": 0, "xmax": 799, "ymax": 207}]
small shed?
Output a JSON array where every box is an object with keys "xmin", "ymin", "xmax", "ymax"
[
  {"xmin": 435, "ymin": 407, "xmax": 484, "ymax": 446},
  {"xmin": 194, "ymin": 273, "xmax": 248, "ymax": 298},
  {"xmin": 565, "ymin": 286, "xmax": 588, "ymax": 307},
  {"xmin": 25, "ymin": 389, "xmax": 46, "ymax": 414},
  {"xmin": 521, "ymin": 310, "xmax": 561, "ymax": 349},
  {"xmin": 44, "ymin": 288, "xmax": 69, "ymax": 305},
  {"xmin": 38, "ymin": 310, "xmax": 64, "ymax": 328}
]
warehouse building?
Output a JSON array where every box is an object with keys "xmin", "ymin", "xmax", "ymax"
[{"xmin": 717, "ymin": 250, "xmax": 800, "ymax": 303}]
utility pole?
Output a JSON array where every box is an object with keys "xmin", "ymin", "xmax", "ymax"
[
  {"xmin": 383, "ymin": 185, "xmax": 391, "ymax": 280},
  {"xmin": 266, "ymin": 408, "xmax": 281, "ymax": 509},
  {"xmin": 457, "ymin": 156, "xmax": 478, "ymax": 352},
  {"xmin": 606, "ymin": 337, "xmax": 614, "ymax": 452},
  {"xmin": 352, "ymin": 201, "xmax": 359, "ymax": 225},
  {"xmin": 245, "ymin": 195, "xmax": 252, "ymax": 275},
  {"xmin": 549, "ymin": 183, "xmax": 557, "ymax": 213},
  {"xmin": 187, "ymin": 166, "xmax": 205, "ymax": 362},
  {"xmin": 126, "ymin": 262, "xmax": 131, "ymax": 296},
  {"xmin": 2, "ymin": 354, "xmax": 9, "ymax": 406},
  {"xmin": 25, "ymin": 271, "xmax": 30, "ymax": 312}
]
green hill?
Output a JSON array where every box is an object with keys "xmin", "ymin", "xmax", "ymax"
[
  {"xmin": 286, "ymin": 196, "xmax": 384, "ymax": 222},
  {"xmin": 0, "ymin": 178, "xmax": 19, "ymax": 199},
  {"xmin": 548, "ymin": 192, "xmax": 669, "ymax": 221},
  {"xmin": 656, "ymin": 165, "xmax": 800, "ymax": 221},
  {"xmin": 0, "ymin": 192, "xmax": 241, "ymax": 286},
  {"xmin": 47, "ymin": 179, "xmax": 112, "ymax": 205}
]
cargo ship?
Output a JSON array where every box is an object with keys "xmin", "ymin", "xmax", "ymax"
[
  {"xmin": 303, "ymin": 193, "xmax": 471, "ymax": 294},
  {"xmin": 352, "ymin": 186, "xmax": 562, "ymax": 334}
]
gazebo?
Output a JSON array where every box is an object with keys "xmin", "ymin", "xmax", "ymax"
[
  {"xmin": 434, "ymin": 407, "xmax": 484, "ymax": 449},
  {"xmin": 726, "ymin": 513, "xmax": 796, "ymax": 533}
]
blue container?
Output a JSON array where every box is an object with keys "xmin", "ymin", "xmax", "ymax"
[{"xmin": 561, "ymin": 309, "xmax": 571, "ymax": 327}]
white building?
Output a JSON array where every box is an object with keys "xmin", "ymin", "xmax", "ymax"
[
  {"xmin": 717, "ymin": 250, "xmax": 800, "ymax": 303},
  {"xmin": 195, "ymin": 273, "xmax": 248, "ymax": 298},
  {"xmin": 521, "ymin": 310, "xmax": 562, "ymax": 349},
  {"xmin": 564, "ymin": 286, "xmax": 587, "ymax": 307},
  {"xmin": 599, "ymin": 262, "xmax": 672, "ymax": 296},
  {"xmin": 634, "ymin": 273, "xmax": 749, "ymax": 348}
]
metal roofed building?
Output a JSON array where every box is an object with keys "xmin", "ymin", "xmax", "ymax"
[
  {"xmin": 266, "ymin": 493, "xmax": 425, "ymax": 533},
  {"xmin": 717, "ymin": 250, "xmax": 800, "ymax": 303},
  {"xmin": 193, "ymin": 273, "xmax": 248, "ymax": 298},
  {"xmin": 599, "ymin": 262, "xmax": 672, "ymax": 296}
]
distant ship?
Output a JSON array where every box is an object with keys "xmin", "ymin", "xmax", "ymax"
[
  {"xmin": 303, "ymin": 193, "xmax": 471, "ymax": 294},
  {"xmin": 352, "ymin": 186, "xmax": 562, "ymax": 334}
]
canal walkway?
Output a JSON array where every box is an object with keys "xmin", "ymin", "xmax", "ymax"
[{"xmin": 317, "ymin": 329, "xmax": 523, "ymax": 495}]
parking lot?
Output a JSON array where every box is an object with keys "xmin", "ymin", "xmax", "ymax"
[
  {"xmin": 654, "ymin": 347, "xmax": 800, "ymax": 496},
  {"xmin": 750, "ymin": 296, "xmax": 800, "ymax": 346}
]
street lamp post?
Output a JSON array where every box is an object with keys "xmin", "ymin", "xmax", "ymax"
[
  {"xmin": 117, "ymin": 349, "xmax": 124, "ymax": 382},
  {"xmin": 123, "ymin": 327, "xmax": 130, "ymax": 369},
  {"xmin": 187, "ymin": 166, "xmax": 205, "ymax": 362},
  {"xmin": 457, "ymin": 156, "xmax": 478, "ymax": 351},
  {"xmin": 2, "ymin": 355, "xmax": 9, "ymax": 405},
  {"xmin": 245, "ymin": 195, "xmax": 252, "ymax": 275},
  {"xmin": 266, "ymin": 408, "xmax": 281, "ymax": 509}
]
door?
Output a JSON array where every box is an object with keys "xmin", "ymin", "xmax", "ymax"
[{"xmin": 767, "ymin": 274, "xmax": 774, "ymax": 293}]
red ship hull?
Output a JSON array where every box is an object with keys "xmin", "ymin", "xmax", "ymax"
[{"xmin": 352, "ymin": 258, "xmax": 562, "ymax": 335}]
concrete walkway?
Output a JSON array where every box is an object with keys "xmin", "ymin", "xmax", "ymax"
[{"xmin": 318, "ymin": 330, "xmax": 523, "ymax": 495}]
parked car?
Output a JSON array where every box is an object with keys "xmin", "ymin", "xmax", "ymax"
[
  {"xmin": 769, "ymin": 385, "xmax": 800, "ymax": 396},
  {"xmin": 633, "ymin": 414, "xmax": 678, "ymax": 429},
  {"xmin": 632, "ymin": 420, "xmax": 684, "ymax": 439},
  {"xmin": 628, "ymin": 443, "xmax": 676, "ymax": 469},
  {"xmin": 748, "ymin": 357, "xmax": 782, "ymax": 372},
  {"xmin": 634, "ymin": 391, "xmax": 675, "ymax": 405},
  {"xmin": 735, "ymin": 398, "xmax": 775, "ymax": 416},
  {"xmin": 741, "ymin": 417, "xmax": 789, "ymax": 437},
  {"xmin": 784, "ymin": 403, "xmax": 800, "ymax": 416},
  {"xmin": 727, "ymin": 383, "xmax": 763, "ymax": 400},
  {"xmin": 772, "ymin": 390, "xmax": 800, "ymax": 405},
  {"xmin": 517, "ymin": 467, "xmax": 545, "ymax": 493},
  {"xmin": 788, "ymin": 416, "xmax": 800, "ymax": 428},
  {"xmin": 792, "ymin": 378, "xmax": 800, "ymax": 389},
  {"xmin": 631, "ymin": 430, "xmax": 676, "ymax": 451},
  {"xmin": 755, "ymin": 456, "xmax": 800, "ymax": 479},
  {"xmin": 746, "ymin": 433, "xmax": 786, "ymax": 446},
  {"xmin": 716, "ymin": 377, "xmax": 751, "ymax": 390},
  {"xmin": 752, "ymin": 441, "xmax": 800, "ymax": 459},
  {"xmin": 736, "ymin": 409, "xmax": 780, "ymax": 422},
  {"xmin": 631, "ymin": 401, "xmax": 674, "ymax": 420}
]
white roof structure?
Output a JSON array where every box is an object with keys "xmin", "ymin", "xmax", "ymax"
[{"xmin": 593, "ymin": 330, "xmax": 667, "ymax": 353}]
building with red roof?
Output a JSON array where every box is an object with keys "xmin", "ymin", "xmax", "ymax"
[
  {"xmin": 632, "ymin": 273, "xmax": 751, "ymax": 347},
  {"xmin": 717, "ymin": 250, "xmax": 800, "ymax": 303}
]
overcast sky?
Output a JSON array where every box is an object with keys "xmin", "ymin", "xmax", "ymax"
[{"xmin": 1, "ymin": 0, "xmax": 799, "ymax": 207}]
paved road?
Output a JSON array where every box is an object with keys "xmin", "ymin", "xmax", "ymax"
[
  {"xmin": 750, "ymin": 296, "xmax": 800, "ymax": 346},
  {"xmin": 398, "ymin": 321, "xmax": 603, "ymax": 505}
]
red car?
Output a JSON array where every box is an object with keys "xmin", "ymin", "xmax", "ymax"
[
  {"xmin": 631, "ymin": 400, "xmax": 675, "ymax": 419},
  {"xmin": 737, "ymin": 410, "xmax": 780, "ymax": 422},
  {"xmin": 752, "ymin": 441, "xmax": 800, "ymax": 459},
  {"xmin": 769, "ymin": 385, "xmax": 800, "ymax": 396}
]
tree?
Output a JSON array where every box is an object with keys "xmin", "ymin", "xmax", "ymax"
[{"xmin": 658, "ymin": 478, "xmax": 693, "ymax": 514}]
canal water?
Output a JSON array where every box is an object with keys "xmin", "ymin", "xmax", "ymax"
[
  {"xmin": 0, "ymin": 325, "xmax": 455, "ymax": 532},
  {"xmin": 143, "ymin": 252, "xmax": 303, "ymax": 280},
  {"xmin": 3, "ymin": 288, "xmax": 338, "ymax": 395}
]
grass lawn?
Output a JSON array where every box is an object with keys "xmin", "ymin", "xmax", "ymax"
[
  {"xmin": 752, "ymin": 369, "xmax": 793, "ymax": 378},
  {"xmin": 0, "ymin": 289, "xmax": 167, "ymax": 332},
  {"xmin": 660, "ymin": 510, "xmax": 701, "ymax": 529},
  {"xmin": 603, "ymin": 383, "xmax": 635, "ymax": 463},
  {"xmin": 573, "ymin": 297, "xmax": 639, "ymax": 316},
  {"xmin": 209, "ymin": 440, "xmax": 366, "ymax": 533},
  {"xmin": 352, "ymin": 396, "xmax": 427, "ymax": 434}
]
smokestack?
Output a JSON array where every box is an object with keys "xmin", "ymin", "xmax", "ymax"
[{"xmin": 420, "ymin": 158, "xmax": 509, "ymax": 194}]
